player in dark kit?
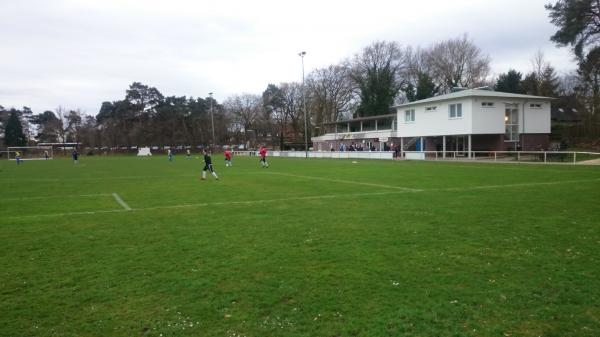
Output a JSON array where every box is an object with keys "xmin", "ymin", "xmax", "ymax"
[
  {"xmin": 72, "ymin": 149, "xmax": 79, "ymax": 164},
  {"xmin": 201, "ymin": 149, "xmax": 219, "ymax": 180}
]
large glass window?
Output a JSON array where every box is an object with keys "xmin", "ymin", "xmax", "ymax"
[
  {"xmin": 449, "ymin": 103, "xmax": 462, "ymax": 118},
  {"xmin": 505, "ymin": 104, "xmax": 519, "ymax": 142}
]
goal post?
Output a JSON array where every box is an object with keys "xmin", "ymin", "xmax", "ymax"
[
  {"xmin": 7, "ymin": 146, "xmax": 53, "ymax": 160},
  {"xmin": 137, "ymin": 147, "xmax": 152, "ymax": 156}
]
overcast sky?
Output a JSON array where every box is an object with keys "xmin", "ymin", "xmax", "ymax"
[{"xmin": 0, "ymin": 0, "xmax": 573, "ymax": 115}]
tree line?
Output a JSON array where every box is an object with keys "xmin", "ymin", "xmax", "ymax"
[{"xmin": 2, "ymin": 0, "xmax": 598, "ymax": 150}]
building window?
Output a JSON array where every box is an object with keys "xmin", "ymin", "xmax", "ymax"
[
  {"xmin": 505, "ymin": 104, "xmax": 519, "ymax": 142},
  {"xmin": 530, "ymin": 103, "xmax": 542, "ymax": 109},
  {"xmin": 425, "ymin": 106, "xmax": 437, "ymax": 112},
  {"xmin": 404, "ymin": 109, "xmax": 415, "ymax": 123},
  {"xmin": 481, "ymin": 102, "xmax": 494, "ymax": 107},
  {"xmin": 449, "ymin": 103, "xmax": 462, "ymax": 118}
]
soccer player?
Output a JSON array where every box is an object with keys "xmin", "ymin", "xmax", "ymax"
[
  {"xmin": 15, "ymin": 151, "xmax": 22, "ymax": 165},
  {"xmin": 72, "ymin": 149, "xmax": 79, "ymax": 164},
  {"xmin": 224, "ymin": 148, "xmax": 232, "ymax": 167},
  {"xmin": 259, "ymin": 146, "xmax": 269, "ymax": 168},
  {"xmin": 186, "ymin": 149, "xmax": 191, "ymax": 159},
  {"xmin": 44, "ymin": 150, "xmax": 49, "ymax": 160},
  {"xmin": 167, "ymin": 149, "xmax": 173, "ymax": 161},
  {"xmin": 201, "ymin": 149, "xmax": 219, "ymax": 180}
]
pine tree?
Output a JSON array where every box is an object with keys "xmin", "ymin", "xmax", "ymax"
[
  {"xmin": 4, "ymin": 111, "xmax": 27, "ymax": 146},
  {"xmin": 495, "ymin": 70, "xmax": 524, "ymax": 94},
  {"xmin": 415, "ymin": 73, "xmax": 438, "ymax": 100}
]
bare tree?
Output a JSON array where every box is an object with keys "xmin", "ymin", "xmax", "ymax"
[
  {"xmin": 55, "ymin": 106, "xmax": 68, "ymax": 144},
  {"xmin": 522, "ymin": 50, "xmax": 560, "ymax": 97},
  {"xmin": 224, "ymin": 94, "xmax": 262, "ymax": 131},
  {"xmin": 531, "ymin": 49, "xmax": 547, "ymax": 81},
  {"xmin": 263, "ymin": 84, "xmax": 287, "ymax": 148},
  {"xmin": 351, "ymin": 41, "xmax": 407, "ymax": 116},
  {"xmin": 307, "ymin": 62, "xmax": 356, "ymax": 134},
  {"xmin": 280, "ymin": 82, "xmax": 304, "ymax": 141},
  {"xmin": 405, "ymin": 46, "xmax": 434, "ymax": 85},
  {"xmin": 427, "ymin": 34, "xmax": 491, "ymax": 92}
]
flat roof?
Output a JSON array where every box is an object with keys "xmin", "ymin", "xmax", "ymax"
[
  {"xmin": 323, "ymin": 113, "xmax": 396, "ymax": 125},
  {"xmin": 393, "ymin": 89, "xmax": 554, "ymax": 109}
]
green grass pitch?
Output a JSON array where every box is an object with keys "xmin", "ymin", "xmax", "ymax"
[{"xmin": 1, "ymin": 155, "xmax": 599, "ymax": 337}]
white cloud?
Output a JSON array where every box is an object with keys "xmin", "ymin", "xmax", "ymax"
[{"xmin": 0, "ymin": 0, "xmax": 575, "ymax": 114}]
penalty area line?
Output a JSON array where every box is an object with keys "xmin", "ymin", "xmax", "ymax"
[
  {"xmin": 433, "ymin": 177, "xmax": 600, "ymax": 192},
  {"xmin": 6, "ymin": 209, "xmax": 127, "ymax": 220},
  {"xmin": 6, "ymin": 189, "xmax": 419, "ymax": 220},
  {"xmin": 0, "ymin": 193, "xmax": 112, "ymax": 202},
  {"xmin": 112, "ymin": 193, "xmax": 132, "ymax": 211},
  {"xmin": 137, "ymin": 189, "xmax": 419, "ymax": 212},
  {"xmin": 265, "ymin": 172, "xmax": 422, "ymax": 192},
  {"xmin": 7, "ymin": 178, "xmax": 599, "ymax": 220}
]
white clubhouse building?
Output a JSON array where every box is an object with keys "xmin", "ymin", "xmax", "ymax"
[{"xmin": 311, "ymin": 89, "xmax": 552, "ymax": 156}]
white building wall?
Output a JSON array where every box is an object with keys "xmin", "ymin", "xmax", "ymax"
[
  {"xmin": 397, "ymin": 97, "xmax": 552, "ymax": 138},
  {"xmin": 471, "ymin": 98, "xmax": 506, "ymax": 134},
  {"xmin": 523, "ymin": 101, "xmax": 551, "ymax": 133},
  {"xmin": 396, "ymin": 99, "xmax": 472, "ymax": 137}
]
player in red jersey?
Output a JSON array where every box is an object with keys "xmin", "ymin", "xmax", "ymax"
[
  {"xmin": 224, "ymin": 148, "xmax": 232, "ymax": 167},
  {"xmin": 259, "ymin": 146, "xmax": 269, "ymax": 168}
]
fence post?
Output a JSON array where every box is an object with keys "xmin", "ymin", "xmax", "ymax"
[
  {"xmin": 544, "ymin": 152, "xmax": 547, "ymax": 163},
  {"xmin": 573, "ymin": 152, "xmax": 577, "ymax": 164},
  {"xmin": 517, "ymin": 152, "xmax": 520, "ymax": 162},
  {"xmin": 494, "ymin": 152, "xmax": 497, "ymax": 161}
]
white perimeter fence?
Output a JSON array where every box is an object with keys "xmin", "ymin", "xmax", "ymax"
[
  {"xmin": 233, "ymin": 151, "xmax": 394, "ymax": 160},
  {"xmin": 233, "ymin": 150, "xmax": 600, "ymax": 164}
]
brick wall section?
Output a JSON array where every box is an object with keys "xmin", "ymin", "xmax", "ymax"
[
  {"xmin": 472, "ymin": 135, "xmax": 504, "ymax": 151},
  {"xmin": 520, "ymin": 134, "xmax": 550, "ymax": 151}
]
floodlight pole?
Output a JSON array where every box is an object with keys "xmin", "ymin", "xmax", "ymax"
[
  {"xmin": 298, "ymin": 51, "xmax": 309, "ymax": 158},
  {"xmin": 209, "ymin": 92, "xmax": 215, "ymax": 146}
]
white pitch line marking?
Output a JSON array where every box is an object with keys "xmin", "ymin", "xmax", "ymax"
[
  {"xmin": 5, "ymin": 209, "xmax": 126, "ymax": 220},
  {"xmin": 0, "ymin": 193, "xmax": 112, "ymax": 202},
  {"xmin": 112, "ymin": 193, "xmax": 132, "ymax": 211},
  {"xmin": 0, "ymin": 174, "xmax": 197, "ymax": 183},
  {"xmin": 6, "ymin": 178, "xmax": 600, "ymax": 220},
  {"xmin": 137, "ymin": 189, "xmax": 418, "ymax": 211},
  {"xmin": 433, "ymin": 177, "xmax": 600, "ymax": 192},
  {"xmin": 266, "ymin": 172, "xmax": 422, "ymax": 192},
  {"xmin": 5, "ymin": 190, "xmax": 418, "ymax": 220}
]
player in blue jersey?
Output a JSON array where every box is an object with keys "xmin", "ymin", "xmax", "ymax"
[{"xmin": 72, "ymin": 149, "xmax": 79, "ymax": 164}]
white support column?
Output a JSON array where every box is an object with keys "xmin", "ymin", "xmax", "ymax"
[
  {"xmin": 443, "ymin": 136, "xmax": 446, "ymax": 159},
  {"xmin": 375, "ymin": 119, "xmax": 378, "ymax": 131},
  {"xmin": 400, "ymin": 137, "xmax": 404, "ymax": 158},
  {"xmin": 347, "ymin": 123, "xmax": 350, "ymax": 132},
  {"xmin": 468, "ymin": 134, "xmax": 472, "ymax": 159},
  {"xmin": 360, "ymin": 121, "xmax": 363, "ymax": 132}
]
